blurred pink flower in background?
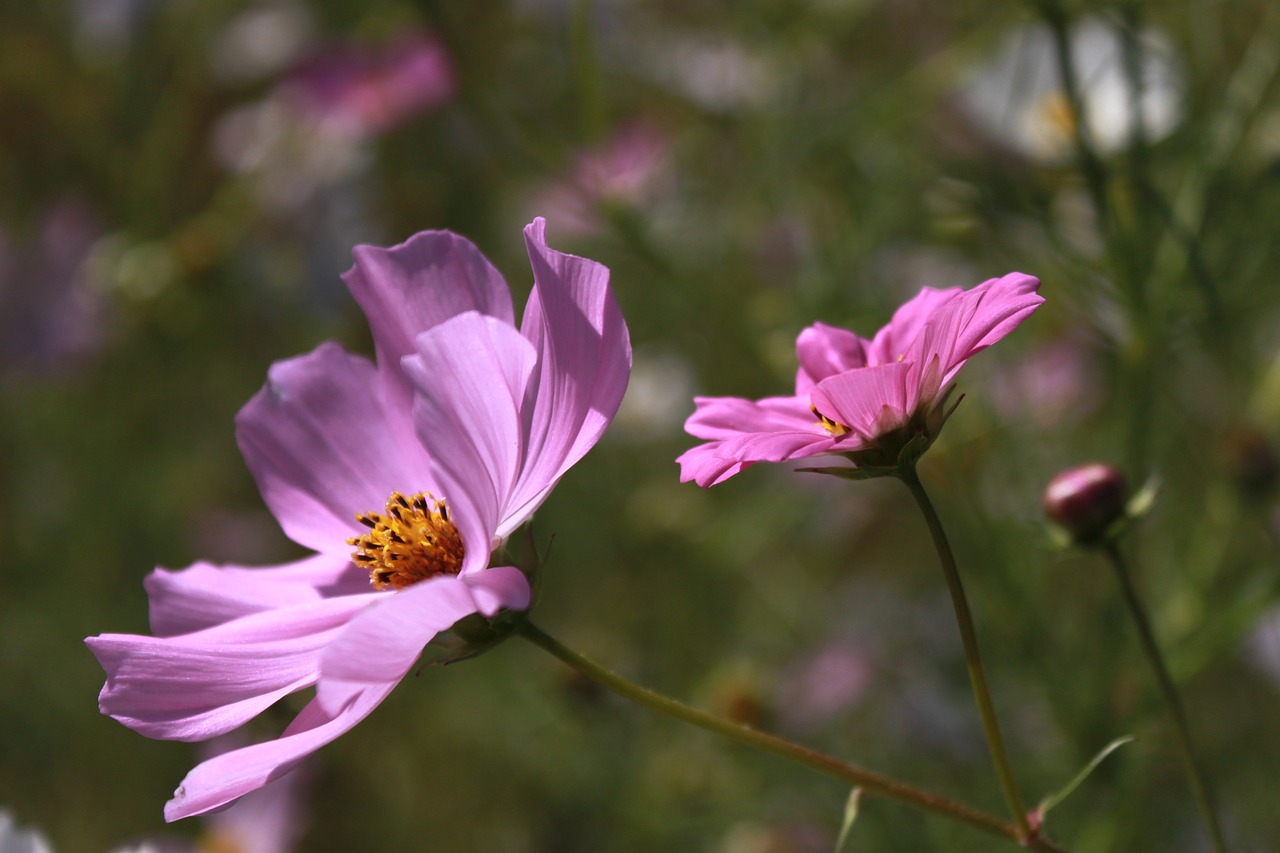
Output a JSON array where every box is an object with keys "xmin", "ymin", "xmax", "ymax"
[
  {"xmin": 280, "ymin": 30, "xmax": 455, "ymax": 138},
  {"xmin": 212, "ymin": 29, "xmax": 454, "ymax": 211},
  {"xmin": 987, "ymin": 335, "xmax": 1100, "ymax": 428},
  {"xmin": 530, "ymin": 123, "xmax": 671, "ymax": 237},
  {"xmin": 776, "ymin": 641, "xmax": 873, "ymax": 733},
  {"xmin": 0, "ymin": 197, "xmax": 111, "ymax": 377},
  {"xmin": 87, "ymin": 219, "xmax": 631, "ymax": 820},
  {"xmin": 679, "ymin": 273, "xmax": 1043, "ymax": 486}
]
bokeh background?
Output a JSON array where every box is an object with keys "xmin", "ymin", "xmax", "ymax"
[{"xmin": 3, "ymin": 1, "xmax": 1280, "ymax": 850}]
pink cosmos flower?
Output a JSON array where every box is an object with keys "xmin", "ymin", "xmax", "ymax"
[
  {"xmin": 86, "ymin": 218, "xmax": 631, "ymax": 820},
  {"xmin": 678, "ymin": 273, "xmax": 1042, "ymax": 486},
  {"xmin": 282, "ymin": 30, "xmax": 455, "ymax": 138},
  {"xmin": 531, "ymin": 122, "xmax": 670, "ymax": 237}
]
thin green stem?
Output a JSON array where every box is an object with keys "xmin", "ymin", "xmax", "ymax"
[
  {"xmin": 519, "ymin": 621, "xmax": 1066, "ymax": 850},
  {"xmin": 1102, "ymin": 543, "xmax": 1229, "ymax": 853},
  {"xmin": 1032, "ymin": 0, "xmax": 1111, "ymax": 240},
  {"xmin": 898, "ymin": 465, "xmax": 1033, "ymax": 838}
]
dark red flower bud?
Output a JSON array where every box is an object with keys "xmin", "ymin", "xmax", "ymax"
[{"xmin": 1044, "ymin": 463, "xmax": 1128, "ymax": 545}]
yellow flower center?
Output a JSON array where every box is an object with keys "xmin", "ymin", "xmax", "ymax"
[
  {"xmin": 348, "ymin": 492, "xmax": 465, "ymax": 590},
  {"xmin": 1038, "ymin": 92, "xmax": 1079, "ymax": 143},
  {"xmin": 811, "ymin": 404, "xmax": 850, "ymax": 437}
]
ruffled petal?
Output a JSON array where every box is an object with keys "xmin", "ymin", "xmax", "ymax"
[
  {"xmin": 200, "ymin": 733, "xmax": 309, "ymax": 853},
  {"xmin": 795, "ymin": 323, "xmax": 870, "ymax": 394},
  {"xmin": 464, "ymin": 565, "xmax": 532, "ymax": 616},
  {"xmin": 867, "ymin": 287, "xmax": 963, "ymax": 365},
  {"xmin": 506, "ymin": 218, "xmax": 631, "ymax": 536},
  {"xmin": 235, "ymin": 342, "xmax": 435, "ymax": 554},
  {"xmin": 683, "ymin": 394, "xmax": 817, "ymax": 441},
  {"xmin": 677, "ymin": 429, "xmax": 842, "ymax": 487},
  {"xmin": 342, "ymin": 230, "xmax": 516, "ymax": 434},
  {"xmin": 164, "ymin": 681, "xmax": 396, "ymax": 821},
  {"xmin": 146, "ymin": 554, "xmax": 368, "ymax": 637},
  {"xmin": 315, "ymin": 571, "xmax": 528, "ymax": 715},
  {"xmin": 811, "ymin": 361, "xmax": 915, "ymax": 441},
  {"xmin": 88, "ymin": 596, "xmax": 376, "ymax": 742},
  {"xmin": 403, "ymin": 312, "xmax": 537, "ymax": 573},
  {"xmin": 912, "ymin": 273, "xmax": 1043, "ymax": 386},
  {"xmin": 679, "ymin": 395, "xmax": 842, "ymax": 486}
]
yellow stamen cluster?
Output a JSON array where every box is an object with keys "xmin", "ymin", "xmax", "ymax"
[
  {"xmin": 1038, "ymin": 92, "xmax": 1079, "ymax": 141},
  {"xmin": 348, "ymin": 492, "xmax": 464, "ymax": 590},
  {"xmin": 811, "ymin": 404, "xmax": 851, "ymax": 437}
]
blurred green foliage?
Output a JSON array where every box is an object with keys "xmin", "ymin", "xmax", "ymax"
[{"xmin": 2, "ymin": 0, "xmax": 1279, "ymax": 851}]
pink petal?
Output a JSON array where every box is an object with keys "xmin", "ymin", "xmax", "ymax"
[
  {"xmin": 795, "ymin": 323, "xmax": 870, "ymax": 394},
  {"xmin": 201, "ymin": 736, "xmax": 309, "ymax": 853},
  {"xmin": 677, "ymin": 429, "xmax": 842, "ymax": 487},
  {"xmin": 88, "ymin": 596, "xmax": 376, "ymax": 742},
  {"xmin": 236, "ymin": 342, "xmax": 435, "ymax": 554},
  {"xmin": 146, "ymin": 554, "xmax": 368, "ymax": 637},
  {"xmin": 811, "ymin": 361, "xmax": 915, "ymax": 441},
  {"xmin": 316, "ymin": 570, "xmax": 529, "ymax": 715},
  {"xmin": 403, "ymin": 312, "xmax": 537, "ymax": 572},
  {"xmin": 342, "ymin": 230, "xmax": 516, "ymax": 431},
  {"xmin": 464, "ymin": 565, "xmax": 532, "ymax": 616},
  {"xmin": 676, "ymin": 448, "xmax": 754, "ymax": 488},
  {"xmin": 867, "ymin": 287, "xmax": 963, "ymax": 365},
  {"xmin": 505, "ymin": 218, "xmax": 631, "ymax": 536},
  {"xmin": 916, "ymin": 272, "xmax": 1043, "ymax": 386},
  {"xmin": 679, "ymin": 394, "xmax": 845, "ymax": 486},
  {"xmin": 684, "ymin": 395, "xmax": 816, "ymax": 441},
  {"xmin": 164, "ymin": 681, "xmax": 396, "ymax": 821}
]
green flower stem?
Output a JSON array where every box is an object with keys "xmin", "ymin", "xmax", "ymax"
[
  {"xmin": 1102, "ymin": 543, "xmax": 1228, "ymax": 853},
  {"xmin": 897, "ymin": 465, "xmax": 1034, "ymax": 838},
  {"xmin": 518, "ymin": 621, "xmax": 1066, "ymax": 850}
]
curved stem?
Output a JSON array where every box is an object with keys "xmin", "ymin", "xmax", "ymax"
[
  {"xmin": 1102, "ymin": 543, "xmax": 1229, "ymax": 853},
  {"xmin": 897, "ymin": 465, "xmax": 1033, "ymax": 838},
  {"xmin": 519, "ymin": 621, "xmax": 1066, "ymax": 850}
]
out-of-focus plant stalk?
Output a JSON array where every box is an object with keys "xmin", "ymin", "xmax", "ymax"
[
  {"xmin": 1102, "ymin": 543, "xmax": 1229, "ymax": 853},
  {"xmin": 519, "ymin": 621, "xmax": 1067, "ymax": 850},
  {"xmin": 1032, "ymin": 0, "xmax": 1157, "ymax": 478},
  {"xmin": 897, "ymin": 464, "xmax": 1034, "ymax": 840}
]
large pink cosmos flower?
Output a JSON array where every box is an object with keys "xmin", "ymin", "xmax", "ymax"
[
  {"xmin": 86, "ymin": 218, "xmax": 630, "ymax": 820},
  {"xmin": 679, "ymin": 273, "xmax": 1042, "ymax": 486}
]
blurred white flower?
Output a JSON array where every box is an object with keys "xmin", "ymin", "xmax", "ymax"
[
  {"xmin": 207, "ymin": 2, "xmax": 317, "ymax": 84},
  {"xmin": 70, "ymin": 0, "xmax": 156, "ymax": 62},
  {"xmin": 1247, "ymin": 601, "xmax": 1280, "ymax": 693},
  {"xmin": 211, "ymin": 30, "xmax": 453, "ymax": 213},
  {"xmin": 643, "ymin": 34, "xmax": 782, "ymax": 111},
  {"xmin": 612, "ymin": 348, "xmax": 694, "ymax": 441},
  {"xmin": 213, "ymin": 98, "xmax": 370, "ymax": 212},
  {"xmin": 0, "ymin": 811, "xmax": 53, "ymax": 853},
  {"xmin": 958, "ymin": 16, "xmax": 1184, "ymax": 162}
]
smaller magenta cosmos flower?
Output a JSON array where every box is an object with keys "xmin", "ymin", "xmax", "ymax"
[
  {"xmin": 86, "ymin": 218, "xmax": 630, "ymax": 820},
  {"xmin": 678, "ymin": 273, "xmax": 1042, "ymax": 486}
]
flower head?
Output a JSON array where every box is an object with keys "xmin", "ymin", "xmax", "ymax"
[
  {"xmin": 678, "ymin": 273, "xmax": 1042, "ymax": 486},
  {"xmin": 957, "ymin": 17, "xmax": 1183, "ymax": 163},
  {"xmin": 1043, "ymin": 463, "xmax": 1129, "ymax": 547},
  {"xmin": 86, "ymin": 219, "xmax": 631, "ymax": 820}
]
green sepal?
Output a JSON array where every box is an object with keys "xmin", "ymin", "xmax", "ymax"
[
  {"xmin": 419, "ymin": 606, "xmax": 530, "ymax": 666},
  {"xmin": 834, "ymin": 787, "xmax": 862, "ymax": 853},
  {"xmin": 797, "ymin": 464, "xmax": 899, "ymax": 481},
  {"xmin": 1034, "ymin": 735, "xmax": 1136, "ymax": 819}
]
